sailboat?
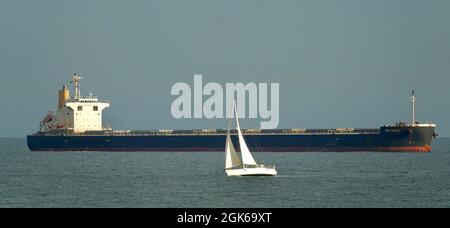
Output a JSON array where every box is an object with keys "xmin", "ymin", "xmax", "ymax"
[{"xmin": 224, "ymin": 104, "xmax": 277, "ymax": 177}]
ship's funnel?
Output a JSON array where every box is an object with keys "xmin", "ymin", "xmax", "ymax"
[{"xmin": 58, "ymin": 85, "xmax": 69, "ymax": 110}]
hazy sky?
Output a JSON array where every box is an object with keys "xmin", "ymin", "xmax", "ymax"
[{"xmin": 0, "ymin": 0, "xmax": 449, "ymax": 137}]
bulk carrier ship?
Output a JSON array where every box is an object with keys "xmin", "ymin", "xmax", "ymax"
[{"xmin": 27, "ymin": 74, "xmax": 437, "ymax": 152}]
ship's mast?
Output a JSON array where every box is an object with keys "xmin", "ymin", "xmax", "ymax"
[
  {"xmin": 410, "ymin": 90, "xmax": 416, "ymax": 126},
  {"xmin": 71, "ymin": 73, "xmax": 83, "ymax": 99}
]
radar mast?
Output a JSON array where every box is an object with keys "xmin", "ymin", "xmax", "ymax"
[{"xmin": 70, "ymin": 73, "xmax": 83, "ymax": 99}]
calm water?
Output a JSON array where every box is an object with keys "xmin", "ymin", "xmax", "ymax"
[{"xmin": 0, "ymin": 138, "xmax": 449, "ymax": 208}]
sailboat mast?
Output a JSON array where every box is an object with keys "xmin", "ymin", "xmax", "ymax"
[
  {"xmin": 233, "ymin": 102, "xmax": 244, "ymax": 168},
  {"xmin": 227, "ymin": 117, "xmax": 232, "ymax": 134}
]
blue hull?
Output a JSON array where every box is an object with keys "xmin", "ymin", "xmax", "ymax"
[{"xmin": 27, "ymin": 126, "xmax": 436, "ymax": 152}]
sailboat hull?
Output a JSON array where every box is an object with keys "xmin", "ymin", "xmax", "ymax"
[{"xmin": 225, "ymin": 167, "xmax": 277, "ymax": 177}]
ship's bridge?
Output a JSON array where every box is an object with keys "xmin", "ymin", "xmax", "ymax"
[
  {"xmin": 69, "ymin": 97, "xmax": 99, "ymax": 103},
  {"xmin": 41, "ymin": 74, "xmax": 110, "ymax": 133}
]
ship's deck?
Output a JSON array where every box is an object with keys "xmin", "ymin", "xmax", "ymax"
[{"xmin": 32, "ymin": 128, "xmax": 382, "ymax": 136}]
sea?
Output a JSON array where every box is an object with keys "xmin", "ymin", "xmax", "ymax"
[{"xmin": 0, "ymin": 138, "xmax": 449, "ymax": 208}]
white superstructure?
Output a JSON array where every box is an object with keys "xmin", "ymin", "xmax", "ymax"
[{"xmin": 41, "ymin": 74, "xmax": 110, "ymax": 133}]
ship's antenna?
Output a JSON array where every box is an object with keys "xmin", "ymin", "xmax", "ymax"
[
  {"xmin": 70, "ymin": 73, "xmax": 83, "ymax": 99},
  {"xmin": 410, "ymin": 90, "xmax": 416, "ymax": 126}
]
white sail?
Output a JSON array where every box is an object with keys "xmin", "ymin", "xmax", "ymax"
[
  {"xmin": 234, "ymin": 104, "xmax": 258, "ymax": 166},
  {"xmin": 224, "ymin": 101, "xmax": 277, "ymax": 177},
  {"xmin": 225, "ymin": 133, "xmax": 242, "ymax": 169}
]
